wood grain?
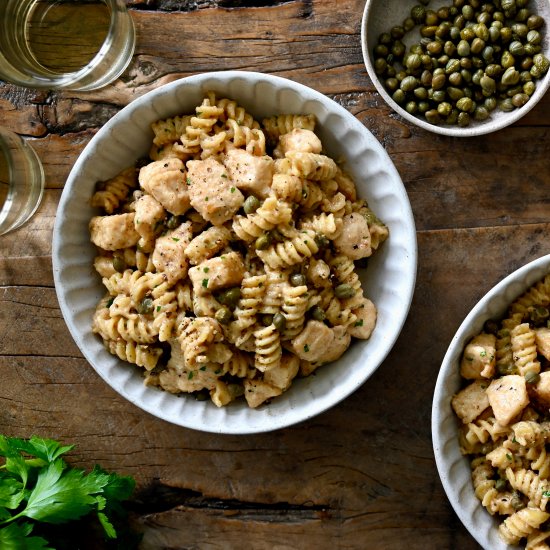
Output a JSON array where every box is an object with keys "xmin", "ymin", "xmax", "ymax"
[{"xmin": 1, "ymin": 0, "xmax": 549, "ymax": 548}]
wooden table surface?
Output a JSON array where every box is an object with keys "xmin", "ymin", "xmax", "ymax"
[{"xmin": 1, "ymin": 0, "xmax": 549, "ymax": 548}]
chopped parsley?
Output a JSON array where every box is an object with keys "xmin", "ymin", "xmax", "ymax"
[
  {"xmin": 304, "ymin": 344, "xmax": 310, "ymax": 353},
  {"xmin": 199, "ymin": 366, "xmax": 206, "ymax": 371},
  {"xmin": 156, "ymin": 306, "xmax": 161, "ymax": 312},
  {"xmin": 354, "ymin": 319, "xmax": 364, "ymax": 327},
  {"xmin": 203, "ymin": 267, "xmax": 210, "ymax": 273},
  {"xmin": 480, "ymin": 350, "xmax": 487, "ymax": 357},
  {"xmin": 205, "ymin": 197, "xmax": 209, "ymax": 202},
  {"xmin": 105, "ymin": 297, "xmax": 114, "ymax": 308},
  {"xmin": 202, "ymin": 278, "xmax": 209, "ymax": 288},
  {"xmin": 230, "ymin": 186, "xmax": 236, "ymax": 193},
  {"xmin": 221, "ymin": 173, "xmax": 228, "ymax": 178},
  {"xmin": 186, "ymin": 177, "xmax": 192, "ymax": 185},
  {"xmin": 188, "ymin": 371, "xmax": 194, "ymax": 380},
  {"xmin": 172, "ymin": 237, "xmax": 180, "ymax": 242}
]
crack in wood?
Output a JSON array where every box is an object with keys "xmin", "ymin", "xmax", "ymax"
[{"xmin": 131, "ymin": 480, "xmax": 330, "ymax": 517}]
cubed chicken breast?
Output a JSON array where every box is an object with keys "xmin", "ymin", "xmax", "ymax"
[
  {"xmin": 243, "ymin": 379, "xmax": 282, "ymax": 408},
  {"xmin": 188, "ymin": 251, "xmax": 245, "ymax": 296},
  {"xmin": 152, "ymin": 222, "xmax": 192, "ymax": 285},
  {"xmin": 222, "ymin": 148, "xmax": 273, "ymax": 199},
  {"xmin": 487, "ymin": 375, "xmax": 529, "ymax": 426},
  {"xmin": 263, "ymin": 354, "xmax": 300, "ymax": 391},
  {"xmin": 333, "ymin": 213, "xmax": 373, "ymax": 260},
  {"xmin": 451, "ymin": 379, "xmax": 491, "ymax": 424},
  {"xmin": 291, "ymin": 320, "xmax": 334, "ymax": 363},
  {"xmin": 184, "ymin": 226, "xmax": 232, "ymax": 265},
  {"xmin": 134, "ymin": 194, "xmax": 166, "ymax": 252},
  {"xmin": 275, "ymin": 128, "xmax": 322, "ymax": 157},
  {"xmin": 90, "ymin": 213, "xmax": 140, "ymax": 250},
  {"xmin": 531, "ymin": 371, "xmax": 550, "ymax": 412},
  {"xmin": 460, "ymin": 333, "xmax": 497, "ymax": 379},
  {"xmin": 348, "ymin": 298, "xmax": 377, "ymax": 340},
  {"xmin": 186, "ymin": 157, "xmax": 244, "ymax": 225},
  {"xmin": 139, "ymin": 158, "xmax": 191, "ymax": 216}
]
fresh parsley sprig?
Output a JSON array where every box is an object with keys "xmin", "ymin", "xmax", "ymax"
[{"xmin": 0, "ymin": 435, "xmax": 135, "ymax": 548}]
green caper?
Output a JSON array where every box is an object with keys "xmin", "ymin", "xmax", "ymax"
[
  {"xmin": 501, "ymin": 51, "xmax": 516, "ymax": 68},
  {"xmin": 112, "ymin": 254, "xmax": 127, "ymax": 273},
  {"xmin": 499, "ymin": 97, "xmax": 516, "ymax": 112},
  {"xmin": 427, "ymin": 41, "xmax": 443, "ymax": 56},
  {"xmin": 290, "ymin": 273, "xmax": 307, "ymax": 287},
  {"xmin": 524, "ymin": 370, "xmax": 540, "ymax": 385},
  {"xmin": 400, "ymin": 76, "xmax": 418, "ymax": 92},
  {"xmin": 334, "ymin": 284, "xmax": 356, "ymax": 300},
  {"xmin": 425, "ymin": 10, "xmax": 439, "ymax": 26},
  {"xmin": 411, "ymin": 4, "xmax": 426, "ymax": 24},
  {"xmin": 255, "ymin": 232, "xmax": 272, "ymax": 250},
  {"xmin": 406, "ymin": 54, "xmax": 422, "ymax": 71},
  {"xmin": 262, "ymin": 314, "xmax": 274, "ymax": 326},
  {"xmin": 445, "ymin": 108, "xmax": 459, "ymax": 125},
  {"xmin": 523, "ymin": 80, "xmax": 536, "ymax": 95},
  {"xmin": 457, "ymin": 39, "xmax": 471, "ymax": 57},
  {"xmin": 501, "ymin": 67, "xmax": 521, "ymax": 85},
  {"xmin": 215, "ymin": 306, "xmax": 232, "ymax": 325},
  {"xmin": 509, "ymin": 40, "xmax": 525, "ymax": 56},
  {"xmin": 456, "ymin": 96, "xmax": 474, "ymax": 112},
  {"xmin": 137, "ymin": 297, "xmax": 154, "ymax": 315},
  {"xmin": 432, "ymin": 73, "xmax": 446, "ymax": 90},
  {"xmin": 243, "ymin": 195, "xmax": 261, "ymax": 215},
  {"xmin": 470, "ymin": 38, "xmax": 485, "ymax": 55},
  {"xmin": 385, "ymin": 77, "xmax": 399, "ymax": 92},
  {"xmin": 310, "ymin": 305, "xmax": 326, "ymax": 322},
  {"xmin": 474, "ymin": 106, "xmax": 490, "ymax": 121},
  {"xmin": 218, "ymin": 287, "xmax": 241, "ymax": 308},
  {"xmin": 512, "ymin": 23, "xmax": 529, "ymax": 38},
  {"xmin": 527, "ymin": 14, "xmax": 544, "ymax": 30},
  {"xmin": 512, "ymin": 93, "xmax": 529, "ymax": 107},
  {"xmin": 418, "ymin": 101, "xmax": 430, "ymax": 113},
  {"xmin": 374, "ymin": 58, "xmax": 387, "ymax": 75},
  {"xmin": 392, "ymin": 89, "xmax": 406, "ymax": 104},
  {"xmin": 437, "ymin": 102, "xmax": 452, "ymax": 117},
  {"xmin": 480, "ymin": 74, "xmax": 496, "ymax": 94},
  {"xmin": 273, "ymin": 312, "xmax": 287, "ymax": 332},
  {"xmin": 414, "ymin": 87, "xmax": 429, "ymax": 100},
  {"xmin": 533, "ymin": 53, "xmax": 550, "ymax": 74},
  {"xmin": 403, "ymin": 17, "xmax": 415, "ymax": 32},
  {"xmin": 495, "ymin": 478, "xmax": 507, "ymax": 491},
  {"xmin": 457, "ymin": 111, "xmax": 471, "ymax": 127},
  {"xmin": 166, "ymin": 215, "xmax": 179, "ymax": 230},
  {"xmin": 484, "ymin": 96, "xmax": 498, "ymax": 111},
  {"xmin": 425, "ymin": 109, "xmax": 441, "ymax": 124},
  {"xmin": 529, "ymin": 305, "xmax": 549, "ymax": 325},
  {"xmin": 406, "ymin": 101, "xmax": 418, "ymax": 115}
]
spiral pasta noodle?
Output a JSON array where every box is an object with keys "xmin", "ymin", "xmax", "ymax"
[{"xmin": 89, "ymin": 92, "xmax": 387, "ymax": 408}]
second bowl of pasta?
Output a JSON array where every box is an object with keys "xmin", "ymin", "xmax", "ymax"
[
  {"xmin": 53, "ymin": 71, "xmax": 417, "ymax": 434},
  {"xmin": 433, "ymin": 254, "xmax": 550, "ymax": 549}
]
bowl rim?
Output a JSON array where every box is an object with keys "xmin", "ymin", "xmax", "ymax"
[
  {"xmin": 360, "ymin": 0, "xmax": 550, "ymax": 138},
  {"xmin": 52, "ymin": 70, "xmax": 418, "ymax": 434},
  {"xmin": 432, "ymin": 253, "xmax": 550, "ymax": 549}
]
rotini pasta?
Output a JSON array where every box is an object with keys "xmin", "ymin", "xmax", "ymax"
[
  {"xmin": 89, "ymin": 93, "xmax": 387, "ymax": 408},
  {"xmin": 452, "ymin": 272, "xmax": 550, "ymax": 548}
]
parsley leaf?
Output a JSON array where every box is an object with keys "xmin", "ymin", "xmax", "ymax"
[{"xmin": 0, "ymin": 522, "xmax": 50, "ymax": 549}]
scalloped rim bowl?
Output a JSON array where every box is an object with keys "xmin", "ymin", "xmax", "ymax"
[
  {"xmin": 361, "ymin": 0, "xmax": 550, "ymax": 137},
  {"xmin": 53, "ymin": 71, "xmax": 417, "ymax": 434},
  {"xmin": 432, "ymin": 254, "xmax": 550, "ymax": 549}
]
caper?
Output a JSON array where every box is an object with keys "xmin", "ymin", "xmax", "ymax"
[
  {"xmin": 445, "ymin": 58, "xmax": 461, "ymax": 74},
  {"xmin": 523, "ymin": 80, "xmax": 536, "ymax": 95},
  {"xmin": 533, "ymin": 53, "xmax": 550, "ymax": 74},
  {"xmin": 290, "ymin": 273, "xmax": 307, "ymax": 287},
  {"xmin": 137, "ymin": 297, "xmax": 154, "ymax": 315},
  {"xmin": 499, "ymin": 97, "xmax": 516, "ymax": 112},
  {"xmin": 261, "ymin": 314, "xmax": 274, "ymax": 326},
  {"xmin": 385, "ymin": 77, "xmax": 399, "ymax": 92},
  {"xmin": 391, "ymin": 25, "xmax": 405, "ymax": 40},
  {"xmin": 334, "ymin": 284, "xmax": 356, "ymax": 300},
  {"xmin": 474, "ymin": 106, "xmax": 490, "ymax": 121},
  {"xmin": 511, "ymin": 23, "xmax": 529, "ymax": 39},
  {"xmin": 462, "ymin": 5, "xmax": 474, "ymax": 20},
  {"xmin": 484, "ymin": 96, "xmax": 498, "ymax": 111},
  {"xmin": 457, "ymin": 112, "xmax": 470, "ymax": 128},
  {"xmin": 403, "ymin": 17, "xmax": 416, "ymax": 32},
  {"xmin": 500, "ymin": 27, "xmax": 513, "ymax": 43},
  {"xmin": 501, "ymin": 67, "xmax": 521, "ymax": 85},
  {"xmin": 448, "ymin": 71, "xmax": 463, "ymax": 86},
  {"xmin": 457, "ymin": 40, "xmax": 470, "ymax": 57},
  {"xmin": 215, "ymin": 306, "xmax": 232, "ymax": 325},
  {"xmin": 391, "ymin": 41, "xmax": 406, "ymax": 58},
  {"xmin": 406, "ymin": 54, "xmax": 423, "ymax": 71},
  {"xmin": 485, "ymin": 64, "xmax": 502, "ymax": 78},
  {"xmin": 421, "ymin": 25, "xmax": 438, "ymax": 38},
  {"xmin": 456, "ymin": 96, "xmax": 474, "ymax": 112},
  {"xmin": 243, "ymin": 195, "xmax": 261, "ymax": 215},
  {"xmin": 516, "ymin": 8, "xmax": 530, "ymax": 22},
  {"xmin": 255, "ymin": 233, "xmax": 272, "ymax": 250},
  {"xmin": 378, "ymin": 32, "xmax": 392, "ymax": 45},
  {"xmin": 418, "ymin": 101, "xmax": 430, "ymax": 113},
  {"xmin": 501, "ymin": 51, "xmax": 515, "ymax": 68},
  {"xmin": 527, "ymin": 14, "xmax": 544, "ymax": 30},
  {"xmin": 432, "ymin": 72, "xmax": 446, "ymax": 90},
  {"xmin": 392, "ymin": 89, "xmax": 406, "ymax": 104},
  {"xmin": 432, "ymin": 90, "xmax": 447, "ymax": 102},
  {"xmin": 480, "ymin": 74, "xmax": 496, "ymax": 95},
  {"xmin": 218, "ymin": 287, "xmax": 241, "ymax": 308},
  {"xmin": 521, "ymin": 56, "xmax": 534, "ymax": 70},
  {"xmin": 425, "ymin": 10, "xmax": 439, "ymax": 26},
  {"xmin": 314, "ymin": 234, "xmax": 330, "ymax": 249},
  {"xmin": 273, "ymin": 312, "xmax": 287, "ymax": 331},
  {"xmin": 447, "ymin": 86, "xmax": 465, "ymax": 100},
  {"xmin": 511, "ymin": 492, "xmax": 525, "ymax": 511},
  {"xmin": 112, "ymin": 254, "xmax": 127, "ymax": 273},
  {"xmin": 310, "ymin": 305, "xmax": 326, "ymax": 322},
  {"xmin": 411, "ymin": 5, "xmax": 426, "ymax": 24},
  {"xmin": 406, "ymin": 101, "xmax": 418, "ymax": 115},
  {"xmin": 508, "ymin": 41, "xmax": 525, "ymax": 57},
  {"xmin": 446, "ymin": 108, "xmax": 459, "ymax": 125},
  {"xmin": 495, "ymin": 478, "xmax": 507, "ymax": 491},
  {"xmin": 427, "ymin": 41, "xmax": 443, "ymax": 56},
  {"xmin": 525, "ymin": 371, "xmax": 541, "ymax": 385},
  {"xmin": 166, "ymin": 215, "xmax": 179, "ymax": 230},
  {"xmin": 414, "ymin": 86, "xmax": 429, "ymax": 100},
  {"xmin": 488, "ymin": 25, "xmax": 501, "ymax": 42},
  {"xmin": 400, "ymin": 76, "xmax": 418, "ymax": 92},
  {"xmin": 374, "ymin": 58, "xmax": 387, "ymax": 75},
  {"xmin": 470, "ymin": 38, "xmax": 485, "ymax": 55},
  {"xmin": 437, "ymin": 102, "xmax": 452, "ymax": 117},
  {"xmin": 512, "ymin": 93, "xmax": 529, "ymax": 107},
  {"xmin": 425, "ymin": 109, "xmax": 442, "ymax": 124},
  {"xmin": 529, "ymin": 305, "xmax": 549, "ymax": 325}
]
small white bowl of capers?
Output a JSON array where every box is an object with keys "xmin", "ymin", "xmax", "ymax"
[{"xmin": 361, "ymin": 0, "xmax": 550, "ymax": 136}]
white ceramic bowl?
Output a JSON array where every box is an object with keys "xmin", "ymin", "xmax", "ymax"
[
  {"xmin": 53, "ymin": 71, "xmax": 417, "ymax": 434},
  {"xmin": 433, "ymin": 254, "xmax": 550, "ymax": 549},
  {"xmin": 361, "ymin": 0, "xmax": 550, "ymax": 137}
]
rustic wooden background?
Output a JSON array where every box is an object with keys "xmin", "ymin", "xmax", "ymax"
[{"xmin": 1, "ymin": 0, "xmax": 550, "ymax": 548}]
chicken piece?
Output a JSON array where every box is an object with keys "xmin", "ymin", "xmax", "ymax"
[
  {"xmin": 263, "ymin": 354, "xmax": 300, "ymax": 391},
  {"xmin": 451, "ymin": 379, "xmax": 491, "ymax": 424},
  {"xmin": 333, "ymin": 213, "xmax": 373, "ymax": 260},
  {"xmin": 211, "ymin": 380, "xmax": 243, "ymax": 407},
  {"xmin": 531, "ymin": 371, "xmax": 550, "ymax": 411},
  {"xmin": 138, "ymin": 158, "xmax": 191, "ymax": 215},
  {"xmin": 222, "ymin": 148, "xmax": 273, "ymax": 199},
  {"xmin": 188, "ymin": 251, "xmax": 245, "ymax": 296},
  {"xmin": 90, "ymin": 213, "xmax": 140, "ymax": 251},
  {"xmin": 193, "ymin": 293, "xmax": 220, "ymax": 317},
  {"xmin": 536, "ymin": 327, "xmax": 550, "ymax": 361},
  {"xmin": 275, "ymin": 128, "xmax": 322, "ymax": 157},
  {"xmin": 487, "ymin": 375, "xmax": 529, "ymax": 426},
  {"xmin": 151, "ymin": 222, "xmax": 192, "ymax": 285},
  {"xmin": 307, "ymin": 258, "xmax": 331, "ymax": 288},
  {"xmin": 291, "ymin": 321, "xmax": 351, "ymax": 363},
  {"xmin": 348, "ymin": 298, "xmax": 377, "ymax": 340},
  {"xmin": 134, "ymin": 194, "xmax": 166, "ymax": 252},
  {"xmin": 243, "ymin": 379, "xmax": 282, "ymax": 408},
  {"xmin": 323, "ymin": 325, "xmax": 351, "ymax": 362},
  {"xmin": 186, "ymin": 157, "xmax": 244, "ymax": 225},
  {"xmin": 184, "ymin": 226, "xmax": 232, "ymax": 265},
  {"xmin": 460, "ymin": 333, "xmax": 497, "ymax": 379}
]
